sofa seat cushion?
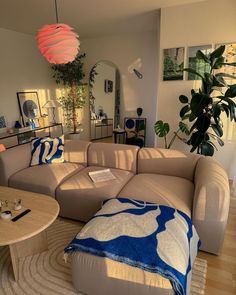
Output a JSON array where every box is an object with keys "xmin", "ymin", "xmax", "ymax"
[
  {"xmin": 56, "ymin": 166, "xmax": 134, "ymax": 222},
  {"xmin": 72, "ymin": 252, "xmax": 174, "ymax": 295},
  {"xmin": 9, "ymin": 163, "xmax": 83, "ymax": 197},
  {"xmin": 118, "ymin": 173, "xmax": 194, "ymax": 217}
]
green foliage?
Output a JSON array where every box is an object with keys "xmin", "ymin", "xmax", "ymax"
[
  {"xmin": 154, "ymin": 120, "xmax": 170, "ymax": 138},
  {"xmin": 154, "ymin": 120, "xmax": 189, "ymax": 149},
  {"xmin": 52, "ymin": 54, "xmax": 86, "ymax": 87},
  {"xmin": 51, "ymin": 54, "xmax": 87, "ymax": 133},
  {"xmin": 182, "ymin": 45, "xmax": 236, "ymax": 156},
  {"xmin": 59, "ymin": 86, "xmax": 86, "ymax": 130}
]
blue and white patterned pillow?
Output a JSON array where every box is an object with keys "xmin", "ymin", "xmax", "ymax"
[{"xmin": 31, "ymin": 135, "xmax": 64, "ymax": 166}]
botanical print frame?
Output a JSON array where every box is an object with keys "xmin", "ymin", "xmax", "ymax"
[
  {"xmin": 17, "ymin": 91, "xmax": 42, "ymax": 126},
  {"xmin": 216, "ymin": 42, "xmax": 236, "ymax": 77},
  {"xmin": 0, "ymin": 115, "xmax": 6, "ymax": 129},
  {"xmin": 104, "ymin": 79, "xmax": 113, "ymax": 93},
  {"xmin": 163, "ymin": 47, "xmax": 184, "ymax": 81},
  {"xmin": 187, "ymin": 45, "xmax": 212, "ymax": 80}
]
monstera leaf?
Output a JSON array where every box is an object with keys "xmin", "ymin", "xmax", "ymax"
[{"xmin": 154, "ymin": 120, "xmax": 170, "ymax": 137}]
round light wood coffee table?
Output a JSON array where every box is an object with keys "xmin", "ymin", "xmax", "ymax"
[{"xmin": 0, "ymin": 186, "xmax": 59, "ymax": 281}]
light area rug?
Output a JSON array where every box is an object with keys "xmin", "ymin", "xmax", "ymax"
[{"xmin": 0, "ymin": 219, "xmax": 207, "ymax": 295}]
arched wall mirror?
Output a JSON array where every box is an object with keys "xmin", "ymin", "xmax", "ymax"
[{"xmin": 89, "ymin": 60, "xmax": 120, "ymax": 141}]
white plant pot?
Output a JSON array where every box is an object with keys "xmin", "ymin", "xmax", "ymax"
[{"xmin": 67, "ymin": 133, "xmax": 81, "ymax": 140}]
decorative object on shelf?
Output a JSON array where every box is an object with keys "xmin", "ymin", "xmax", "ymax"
[
  {"xmin": 42, "ymin": 99, "xmax": 62, "ymax": 124},
  {"xmin": 124, "ymin": 117, "xmax": 146, "ymax": 148},
  {"xmin": 17, "ymin": 91, "xmax": 42, "ymax": 126},
  {"xmin": 128, "ymin": 58, "xmax": 143, "ymax": 79},
  {"xmin": 163, "ymin": 47, "xmax": 184, "ymax": 81},
  {"xmin": 0, "ymin": 116, "xmax": 6, "ymax": 129},
  {"xmin": 180, "ymin": 45, "xmax": 236, "ymax": 156},
  {"xmin": 0, "ymin": 144, "xmax": 6, "ymax": 152},
  {"xmin": 51, "ymin": 54, "xmax": 86, "ymax": 135},
  {"xmin": 136, "ymin": 107, "xmax": 143, "ymax": 117},
  {"xmin": 14, "ymin": 121, "xmax": 22, "ymax": 128},
  {"xmin": 14, "ymin": 199, "xmax": 22, "ymax": 211},
  {"xmin": 37, "ymin": 0, "xmax": 80, "ymax": 64}
]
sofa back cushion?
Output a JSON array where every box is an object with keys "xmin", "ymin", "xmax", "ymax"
[
  {"xmin": 64, "ymin": 140, "xmax": 90, "ymax": 166},
  {"xmin": 88, "ymin": 143, "xmax": 139, "ymax": 173},
  {"xmin": 0, "ymin": 143, "xmax": 31, "ymax": 186},
  {"xmin": 138, "ymin": 148, "xmax": 200, "ymax": 181}
]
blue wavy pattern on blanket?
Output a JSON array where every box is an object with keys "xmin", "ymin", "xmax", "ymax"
[
  {"xmin": 31, "ymin": 136, "xmax": 64, "ymax": 166},
  {"xmin": 64, "ymin": 198, "xmax": 201, "ymax": 295}
]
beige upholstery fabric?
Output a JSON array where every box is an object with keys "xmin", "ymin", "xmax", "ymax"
[
  {"xmin": 118, "ymin": 173, "xmax": 194, "ymax": 217},
  {"xmin": 64, "ymin": 140, "xmax": 90, "ymax": 165},
  {"xmin": 0, "ymin": 143, "xmax": 31, "ymax": 186},
  {"xmin": 56, "ymin": 166, "xmax": 134, "ymax": 222},
  {"xmin": 72, "ymin": 252, "xmax": 174, "ymax": 295},
  {"xmin": 88, "ymin": 142, "xmax": 139, "ymax": 173},
  {"xmin": 9, "ymin": 163, "xmax": 83, "ymax": 197},
  {"xmin": 138, "ymin": 148, "xmax": 200, "ymax": 181},
  {"xmin": 193, "ymin": 157, "xmax": 230, "ymax": 254}
]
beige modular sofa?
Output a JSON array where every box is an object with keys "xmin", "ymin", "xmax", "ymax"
[{"xmin": 0, "ymin": 140, "xmax": 230, "ymax": 255}]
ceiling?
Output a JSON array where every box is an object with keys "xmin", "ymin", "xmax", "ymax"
[{"xmin": 0, "ymin": 0, "xmax": 205, "ymax": 38}]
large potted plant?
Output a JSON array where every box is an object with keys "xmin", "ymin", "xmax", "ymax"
[
  {"xmin": 52, "ymin": 53, "xmax": 86, "ymax": 138},
  {"xmin": 179, "ymin": 45, "xmax": 236, "ymax": 155}
]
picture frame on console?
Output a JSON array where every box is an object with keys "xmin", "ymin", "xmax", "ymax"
[
  {"xmin": 17, "ymin": 91, "xmax": 42, "ymax": 126},
  {"xmin": 0, "ymin": 116, "xmax": 6, "ymax": 129}
]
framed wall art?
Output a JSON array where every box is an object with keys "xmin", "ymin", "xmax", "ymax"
[
  {"xmin": 104, "ymin": 79, "xmax": 113, "ymax": 93},
  {"xmin": 17, "ymin": 91, "xmax": 42, "ymax": 126},
  {"xmin": 163, "ymin": 47, "xmax": 184, "ymax": 81},
  {"xmin": 216, "ymin": 42, "xmax": 236, "ymax": 77},
  {"xmin": 187, "ymin": 45, "xmax": 212, "ymax": 80},
  {"xmin": 124, "ymin": 117, "xmax": 146, "ymax": 148}
]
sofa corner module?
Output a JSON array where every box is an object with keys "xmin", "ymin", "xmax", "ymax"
[
  {"xmin": 193, "ymin": 157, "xmax": 230, "ymax": 255},
  {"xmin": 0, "ymin": 144, "xmax": 31, "ymax": 186}
]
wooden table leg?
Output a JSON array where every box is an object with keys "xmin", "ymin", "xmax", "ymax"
[{"xmin": 9, "ymin": 231, "xmax": 48, "ymax": 281}]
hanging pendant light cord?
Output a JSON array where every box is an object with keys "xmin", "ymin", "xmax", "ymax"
[{"xmin": 55, "ymin": 0, "xmax": 59, "ymax": 23}]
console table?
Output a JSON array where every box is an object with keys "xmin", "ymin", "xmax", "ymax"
[
  {"xmin": 91, "ymin": 118, "xmax": 113, "ymax": 140},
  {"xmin": 0, "ymin": 123, "xmax": 63, "ymax": 149}
]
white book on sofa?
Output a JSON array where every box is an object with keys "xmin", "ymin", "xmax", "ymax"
[{"xmin": 88, "ymin": 169, "xmax": 116, "ymax": 183}]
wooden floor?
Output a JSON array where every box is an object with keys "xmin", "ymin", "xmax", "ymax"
[{"xmin": 198, "ymin": 188, "xmax": 236, "ymax": 295}]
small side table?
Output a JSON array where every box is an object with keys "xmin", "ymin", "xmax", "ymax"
[{"xmin": 113, "ymin": 129, "xmax": 127, "ymax": 144}]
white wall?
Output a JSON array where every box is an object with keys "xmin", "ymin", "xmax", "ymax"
[
  {"xmin": 157, "ymin": 0, "xmax": 236, "ymax": 175},
  {"xmin": 81, "ymin": 24, "xmax": 159, "ymax": 146},
  {"xmin": 0, "ymin": 28, "xmax": 57, "ymax": 129}
]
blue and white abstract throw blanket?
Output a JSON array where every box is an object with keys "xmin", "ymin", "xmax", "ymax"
[{"xmin": 64, "ymin": 198, "xmax": 201, "ymax": 295}]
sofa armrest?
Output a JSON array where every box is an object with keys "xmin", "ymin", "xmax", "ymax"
[
  {"xmin": 193, "ymin": 157, "xmax": 230, "ymax": 255},
  {"xmin": 0, "ymin": 144, "xmax": 31, "ymax": 186}
]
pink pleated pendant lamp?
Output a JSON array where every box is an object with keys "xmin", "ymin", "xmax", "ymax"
[{"xmin": 37, "ymin": 0, "xmax": 80, "ymax": 64}]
